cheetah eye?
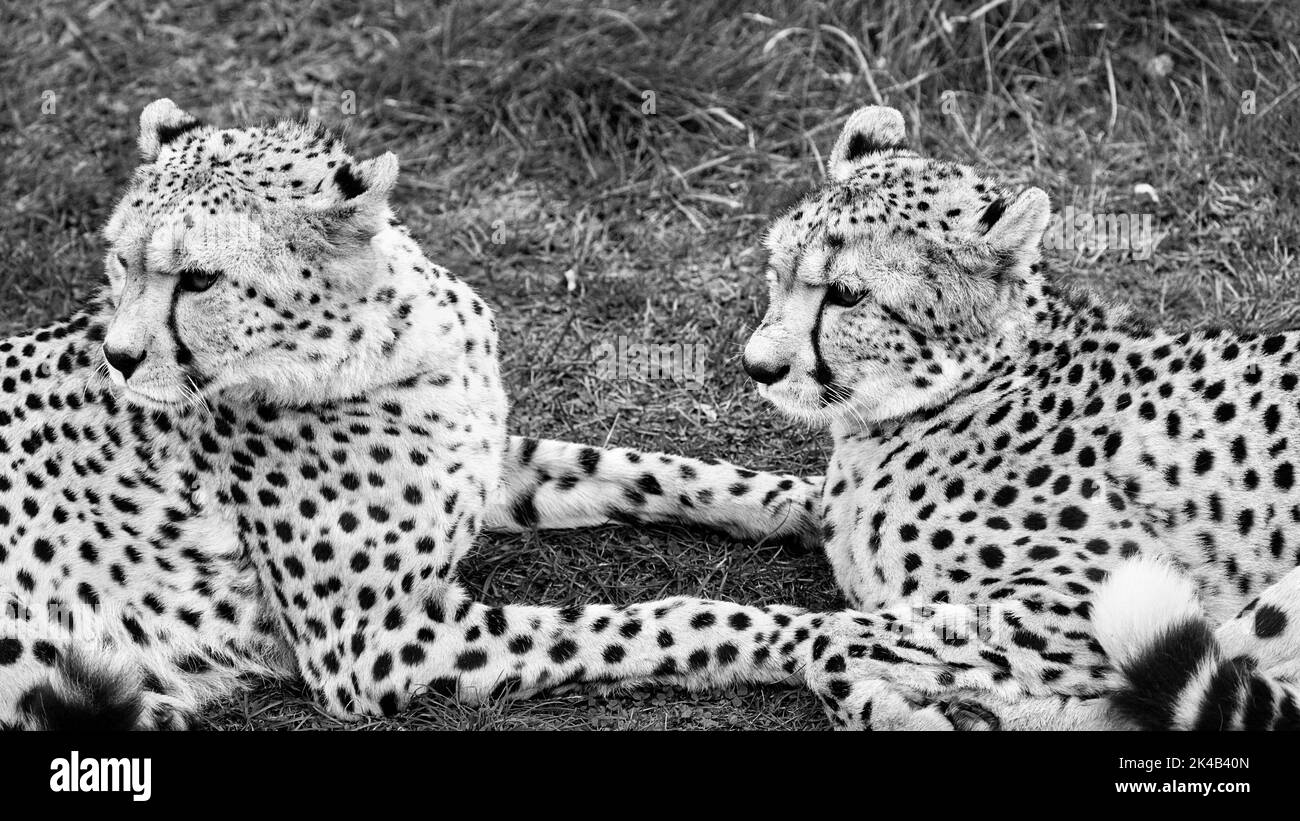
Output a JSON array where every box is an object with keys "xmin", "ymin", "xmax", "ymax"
[
  {"xmin": 178, "ymin": 267, "xmax": 222, "ymax": 293},
  {"xmin": 826, "ymin": 282, "xmax": 866, "ymax": 308}
]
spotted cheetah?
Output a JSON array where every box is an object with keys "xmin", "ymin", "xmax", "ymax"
[
  {"xmin": 742, "ymin": 106, "xmax": 1300, "ymax": 730},
  {"xmin": 0, "ymin": 99, "xmax": 828, "ymax": 729}
]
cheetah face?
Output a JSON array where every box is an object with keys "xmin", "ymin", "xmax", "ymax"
[
  {"xmin": 100, "ymin": 99, "xmax": 401, "ymax": 410},
  {"xmin": 743, "ymin": 105, "xmax": 1051, "ymax": 429}
]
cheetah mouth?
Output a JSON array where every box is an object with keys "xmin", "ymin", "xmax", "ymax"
[
  {"xmin": 118, "ymin": 385, "xmax": 191, "ymax": 411},
  {"xmin": 758, "ymin": 382, "xmax": 845, "ymax": 427}
]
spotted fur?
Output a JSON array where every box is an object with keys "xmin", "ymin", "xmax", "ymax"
[
  {"xmin": 743, "ymin": 105, "xmax": 1300, "ymax": 730},
  {"xmin": 1, "ymin": 100, "xmax": 827, "ymax": 729}
]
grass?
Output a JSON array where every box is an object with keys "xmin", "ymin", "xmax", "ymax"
[{"xmin": 2, "ymin": 0, "xmax": 1298, "ymax": 730}]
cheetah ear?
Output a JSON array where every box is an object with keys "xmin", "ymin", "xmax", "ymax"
[
  {"xmin": 329, "ymin": 152, "xmax": 399, "ymax": 205},
  {"xmin": 314, "ymin": 153, "xmax": 400, "ymax": 244},
  {"xmin": 827, "ymin": 106, "xmax": 907, "ymax": 182},
  {"xmin": 138, "ymin": 98, "xmax": 203, "ymax": 162},
  {"xmin": 979, "ymin": 187, "xmax": 1051, "ymax": 253}
]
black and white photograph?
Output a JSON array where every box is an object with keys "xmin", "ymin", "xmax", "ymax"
[{"xmin": 0, "ymin": 0, "xmax": 1295, "ymax": 806}]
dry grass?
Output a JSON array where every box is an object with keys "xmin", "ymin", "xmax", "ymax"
[{"xmin": 2, "ymin": 0, "xmax": 1298, "ymax": 730}]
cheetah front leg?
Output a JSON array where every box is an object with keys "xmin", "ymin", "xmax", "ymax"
[
  {"xmin": 296, "ymin": 579, "xmax": 831, "ymax": 719},
  {"xmin": 485, "ymin": 436, "xmax": 822, "ymax": 551}
]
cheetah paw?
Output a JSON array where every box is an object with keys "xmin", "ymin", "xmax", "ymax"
[
  {"xmin": 816, "ymin": 678, "xmax": 956, "ymax": 730},
  {"xmin": 941, "ymin": 698, "xmax": 1002, "ymax": 731}
]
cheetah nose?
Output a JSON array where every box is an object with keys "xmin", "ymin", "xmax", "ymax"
[
  {"xmin": 105, "ymin": 346, "xmax": 147, "ymax": 381},
  {"xmin": 742, "ymin": 357, "xmax": 791, "ymax": 385}
]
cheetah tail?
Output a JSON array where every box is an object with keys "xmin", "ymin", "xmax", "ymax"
[
  {"xmin": 1093, "ymin": 558, "xmax": 1300, "ymax": 731},
  {"xmin": 12, "ymin": 645, "xmax": 147, "ymax": 730}
]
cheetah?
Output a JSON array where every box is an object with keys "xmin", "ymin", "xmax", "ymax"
[
  {"xmin": 742, "ymin": 105, "xmax": 1300, "ymax": 730},
  {"xmin": 0, "ymin": 99, "xmax": 829, "ymax": 729}
]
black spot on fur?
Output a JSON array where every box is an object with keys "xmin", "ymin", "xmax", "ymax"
[
  {"xmin": 511, "ymin": 493, "xmax": 538, "ymax": 528},
  {"xmin": 455, "ymin": 648, "xmax": 488, "ymax": 671},
  {"xmin": 1254, "ymin": 604, "xmax": 1287, "ymax": 639},
  {"xmin": 426, "ymin": 677, "xmax": 458, "ymax": 698}
]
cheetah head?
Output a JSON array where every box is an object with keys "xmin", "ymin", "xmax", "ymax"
[
  {"xmin": 100, "ymin": 98, "xmax": 409, "ymax": 410},
  {"xmin": 742, "ymin": 105, "xmax": 1051, "ymax": 429}
]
